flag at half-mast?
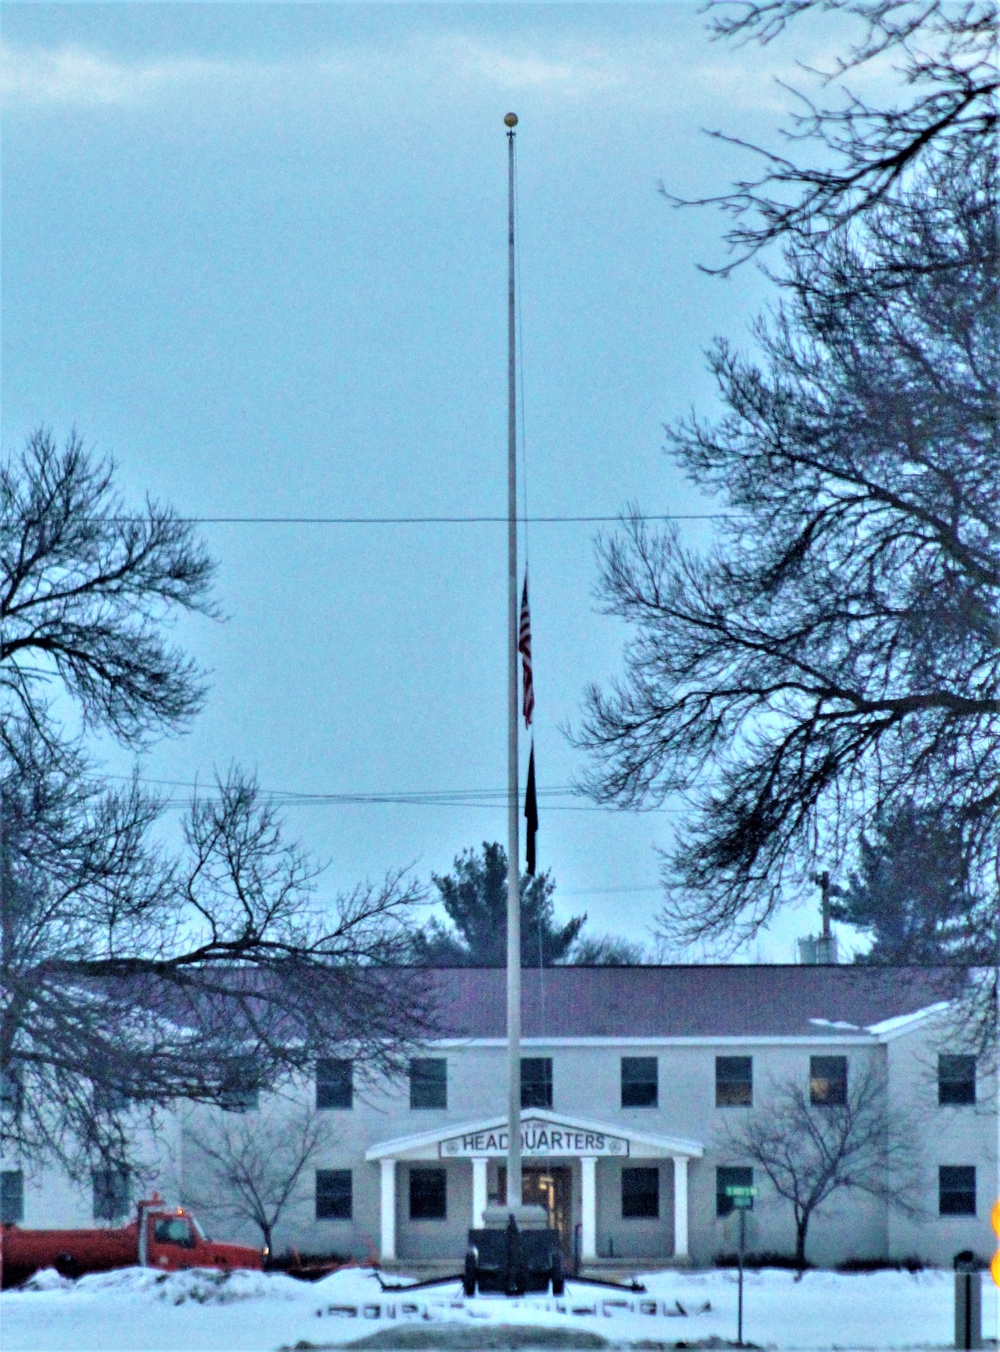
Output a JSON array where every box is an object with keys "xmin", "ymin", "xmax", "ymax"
[
  {"xmin": 524, "ymin": 742, "xmax": 538, "ymax": 876},
  {"xmin": 519, "ymin": 572, "xmax": 534, "ymax": 728}
]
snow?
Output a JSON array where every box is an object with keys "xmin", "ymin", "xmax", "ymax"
[
  {"xmin": 1, "ymin": 1264, "xmax": 997, "ymax": 1350},
  {"xmin": 864, "ymin": 1004, "xmax": 951, "ymax": 1038}
]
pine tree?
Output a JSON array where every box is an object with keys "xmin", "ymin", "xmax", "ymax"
[
  {"xmin": 411, "ymin": 842, "xmax": 585, "ymax": 967},
  {"xmin": 830, "ymin": 802, "xmax": 987, "ymax": 964}
]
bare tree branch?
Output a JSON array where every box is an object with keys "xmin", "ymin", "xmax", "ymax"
[
  {"xmin": 576, "ymin": 147, "xmax": 998, "ymax": 957},
  {"xmin": 666, "ymin": 0, "xmax": 997, "ymax": 271},
  {"xmin": 0, "ymin": 428, "xmax": 217, "ymax": 750},
  {"xmin": 184, "ymin": 1099, "xmax": 335, "ymax": 1257}
]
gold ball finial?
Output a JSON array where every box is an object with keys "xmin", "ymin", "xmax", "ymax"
[{"xmin": 504, "ymin": 112, "xmax": 518, "ymax": 128}]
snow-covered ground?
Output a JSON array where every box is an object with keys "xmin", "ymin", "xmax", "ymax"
[{"xmin": 1, "ymin": 1264, "xmax": 997, "ymax": 1351}]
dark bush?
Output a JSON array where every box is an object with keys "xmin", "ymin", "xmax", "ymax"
[
  {"xmin": 836, "ymin": 1255, "xmax": 926, "ymax": 1274},
  {"xmin": 713, "ymin": 1251, "xmax": 810, "ymax": 1271}
]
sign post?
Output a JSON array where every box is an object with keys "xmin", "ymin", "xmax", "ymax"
[{"xmin": 725, "ymin": 1186, "xmax": 758, "ymax": 1347}]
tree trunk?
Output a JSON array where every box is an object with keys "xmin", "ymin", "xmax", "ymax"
[
  {"xmin": 261, "ymin": 1222, "xmax": 273, "ymax": 1266},
  {"xmin": 794, "ymin": 1214, "xmax": 810, "ymax": 1277}
]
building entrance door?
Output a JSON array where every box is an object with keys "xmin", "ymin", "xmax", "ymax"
[{"xmin": 497, "ymin": 1166, "xmax": 573, "ymax": 1254}]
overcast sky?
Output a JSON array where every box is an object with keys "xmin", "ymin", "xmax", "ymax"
[{"xmin": 1, "ymin": 2, "xmax": 869, "ymax": 959}]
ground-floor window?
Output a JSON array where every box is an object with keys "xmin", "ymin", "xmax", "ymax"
[
  {"xmin": 0, "ymin": 1169, "xmax": 23, "ymax": 1223},
  {"xmin": 409, "ymin": 1167, "xmax": 447, "ymax": 1220},
  {"xmin": 621, "ymin": 1166, "xmax": 659, "ymax": 1218},
  {"xmin": 716, "ymin": 1165, "xmax": 753, "ymax": 1217},
  {"xmin": 316, "ymin": 1168, "xmax": 353, "ymax": 1220},
  {"xmin": 92, "ymin": 1166, "xmax": 131, "ymax": 1222},
  {"xmin": 939, "ymin": 1166, "xmax": 976, "ymax": 1216}
]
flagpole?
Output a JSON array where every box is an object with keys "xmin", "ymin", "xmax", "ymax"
[{"xmin": 504, "ymin": 111, "xmax": 523, "ymax": 1215}]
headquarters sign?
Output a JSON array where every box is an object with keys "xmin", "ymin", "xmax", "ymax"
[{"xmin": 439, "ymin": 1118, "xmax": 629, "ymax": 1158}]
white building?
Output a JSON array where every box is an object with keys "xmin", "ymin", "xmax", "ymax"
[{"xmin": 2, "ymin": 966, "xmax": 995, "ymax": 1272}]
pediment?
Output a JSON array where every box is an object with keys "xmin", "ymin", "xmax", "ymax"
[{"xmin": 365, "ymin": 1108, "xmax": 702, "ymax": 1162}]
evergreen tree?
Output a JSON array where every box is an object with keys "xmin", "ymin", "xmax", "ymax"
[
  {"xmin": 412, "ymin": 842, "xmax": 585, "ymax": 967},
  {"xmin": 830, "ymin": 802, "xmax": 987, "ymax": 964}
]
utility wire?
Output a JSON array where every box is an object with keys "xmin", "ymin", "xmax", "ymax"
[
  {"xmin": 114, "ymin": 774, "xmax": 684, "ymax": 813},
  {"xmin": 38, "ymin": 512, "xmax": 728, "ymax": 526}
]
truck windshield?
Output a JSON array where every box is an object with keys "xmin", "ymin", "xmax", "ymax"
[{"xmin": 154, "ymin": 1217, "xmax": 195, "ymax": 1247}]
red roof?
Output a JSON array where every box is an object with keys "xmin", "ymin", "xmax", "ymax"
[{"xmin": 425, "ymin": 965, "xmax": 964, "ymax": 1039}]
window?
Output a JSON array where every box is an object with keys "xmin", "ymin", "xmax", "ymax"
[
  {"xmin": 218, "ymin": 1060, "xmax": 259, "ymax": 1113},
  {"xmin": 409, "ymin": 1167, "xmax": 447, "ymax": 1220},
  {"xmin": 0, "ymin": 1169, "xmax": 24, "ymax": 1224},
  {"xmin": 938, "ymin": 1055, "xmax": 976, "ymax": 1106},
  {"xmin": 939, "ymin": 1166, "xmax": 976, "ymax": 1217},
  {"xmin": 92, "ymin": 1167, "xmax": 131, "ymax": 1222},
  {"xmin": 154, "ymin": 1217, "xmax": 195, "ymax": 1247},
  {"xmin": 716, "ymin": 1165, "xmax": 753, "ymax": 1218},
  {"xmin": 621, "ymin": 1058, "xmax": 658, "ymax": 1108},
  {"xmin": 716, "ymin": 1057, "xmax": 753, "ymax": 1107},
  {"xmin": 0, "ymin": 1067, "xmax": 23, "ymax": 1114},
  {"xmin": 316, "ymin": 1169, "xmax": 353, "ymax": 1220},
  {"xmin": 810, "ymin": 1056, "xmax": 847, "ymax": 1105},
  {"xmin": 622, "ymin": 1167, "xmax": 659, "ymax": 1218},
  {"xmin": 317, "ymin": 1059, "xmax": 353, "ymax": 1110},
  {"xmin": 410, "ymin": 1058, "xmax": 447, "ymax": 1110},
  {"xmin": 520, "ymin": 1058, "xmax": 553, "ymax": 1109}
]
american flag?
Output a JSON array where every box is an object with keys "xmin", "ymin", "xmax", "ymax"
[{"xmin": 518, "ymin": 573, "xmax": 534, "ymax": 728}]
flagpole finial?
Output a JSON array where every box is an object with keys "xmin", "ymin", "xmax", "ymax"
[{"xmin": 504, "ymin": 112, "xmax": 518, "ymax": 127}]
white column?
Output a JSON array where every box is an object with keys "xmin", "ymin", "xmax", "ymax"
[
  {"xmin": 380, "ymin": 1158, "xmax": 397, "ymax": 1262},
  {"xmin": 672, "ymin": 1156, "xmax": 689, "ymax": 1260},
  {"xmin": 471, "ymin": 1157, "xmax": 487, "ymax": 1229},
  {"xmin": 580, "ymin": 1156, "xmax": 597, "ymax": 1261}
]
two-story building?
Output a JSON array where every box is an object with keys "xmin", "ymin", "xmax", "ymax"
[{"xmin": 3, "ymin": 965, "xmax": 995, "ymax": 1271}]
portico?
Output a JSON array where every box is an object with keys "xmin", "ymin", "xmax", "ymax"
[{"xmin": 365, "ymin": 1109, "xmax": 703, "ymax": 1265}]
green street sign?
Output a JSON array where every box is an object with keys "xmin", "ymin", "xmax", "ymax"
[
  {"xmin": 730, "ymin": 1194, "xmax": 754, "ymax": 1209},
  {"xmin": 725, "ymin": 1185, "xmax": 758, "ymax": 1198}
]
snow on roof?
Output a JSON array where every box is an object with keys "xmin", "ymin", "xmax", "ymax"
[{"xmin": 864, "ymin": 1001, "xmax": 953, "ymax": 1039}]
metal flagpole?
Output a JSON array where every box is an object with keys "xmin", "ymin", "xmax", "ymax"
[{"xmin": 504, "ymin": 110, "xmax": 522, "ymax": 1215}]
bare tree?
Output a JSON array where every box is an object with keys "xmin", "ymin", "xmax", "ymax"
[
  {"xmin": 184, "ymin": 1100, "xmax": 334, "ymax": 1259},
  {"xmin": 577, "ymin": 145, "xmax": 998, "ymax": 965},
  {"xmin": 720, "ymin": 1062, "xmax": 920, "ymax": 1271},
  {"xmin": 0, "ymin": 432, "xmax": 434, "ymax": 1177},
  {"xmin": 1, "ymin": 738, "xmax": 433, "ymax": 1177},
  {"xmin": 669, "ymin": 0, "xmax": 997, "ymax": 270},
  {"xmin": 0, "ymin": 428, "xmax": 216, "ymax": 751}
]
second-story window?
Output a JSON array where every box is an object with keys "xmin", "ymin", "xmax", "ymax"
[
  {"xmin": 938, "ymin": 1055, "xmax": 976, "ymax": 1106},
  {"xmin": 810, "ymin": 1056, "xmax": 847, "ymax": 1105},
  {"xmin": 520, "ymin": 1058, "xmax": 553, "ymax": 1108},
  {"xmin": 317, "ymin": 1058, "xmax": 353, "ymax": 1110},
  {"xmin": 621, "ymin": 1057, "xmax": 658, "ymax": 1108},
  {"xmin": 715, "ymin": 1057, "xmax": 753, "ymax": 1107},
  {"xmin": 1, "ymin": 1067, "xmax": 23, "ymax": 1114},
  {"xmin": 218, "ymin": 1059, "xmax": 259, "ymax": 1113},
  {"xmin": 409, "ymin": 1058, "xmax": 447, "ymax": 1109}
]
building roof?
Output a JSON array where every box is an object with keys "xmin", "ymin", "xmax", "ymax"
[{"xmin": 425, "ymin": 965, "xmax": 966, "ymax": 1041}]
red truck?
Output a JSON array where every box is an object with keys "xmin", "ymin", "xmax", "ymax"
[{"xmin": 0, "ymin": 1194, "xmax": 262, "ymax": 1288}]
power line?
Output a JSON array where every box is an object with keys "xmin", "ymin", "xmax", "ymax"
[
  {"xmin": 119, "ymin": 774, "xmax": 684, "ymax": 814},
  {"xmin": 148, "ymin": 513, "xmax": 726, "ymax": 526}
]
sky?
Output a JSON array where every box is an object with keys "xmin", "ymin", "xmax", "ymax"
[{"xmin": 0, "ymin": 2, "xmax": 871, "ymax": 959}]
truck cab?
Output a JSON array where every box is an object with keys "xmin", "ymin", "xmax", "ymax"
[{"xmin": 138, "ymin": 1198, "xmax": 262, "ymax": 1272}]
